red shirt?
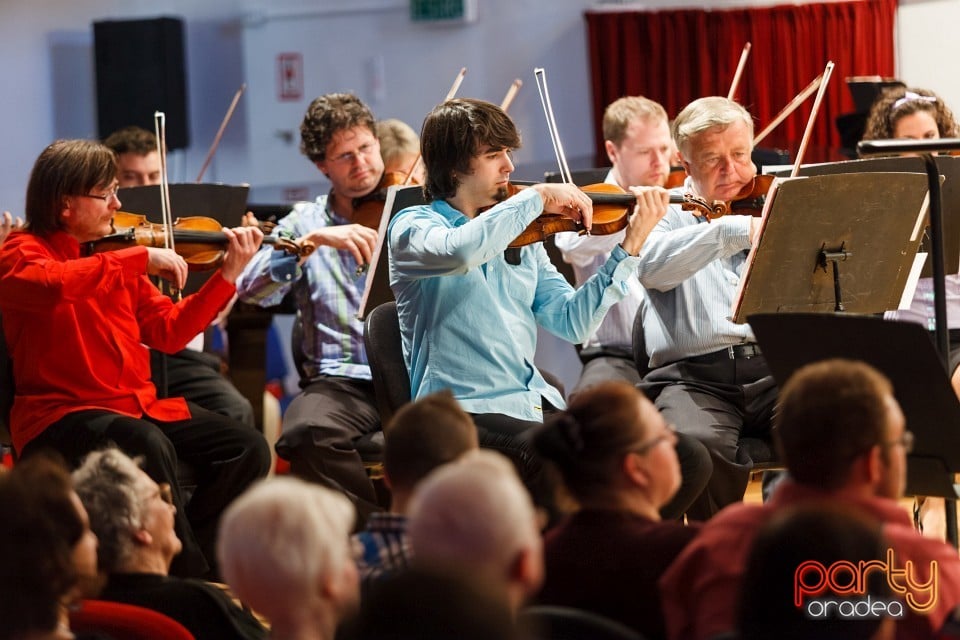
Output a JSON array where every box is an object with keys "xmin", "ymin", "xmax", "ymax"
[
  {"xmin": 0, "ymin": 230, "xmax": 237, "ymax": 452},
  {"xmin": 659, "ymin": 481, "xmax": 960, "ymax": 640}
]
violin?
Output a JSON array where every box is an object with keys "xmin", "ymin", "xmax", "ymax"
[
  {"xmin": 86, "ymin": 211, "xmax": 313, "ymax": 271},
  {"xmin": 508, "ymin": 183, "xmax": 724, "ymax": 248},
  {"xmin": 351, "ymin": 171, "xmax": 417, "ymax": 229},
  {"xmin": 697, "ymin": 174, "xmax": 776, "ymax": 220}
]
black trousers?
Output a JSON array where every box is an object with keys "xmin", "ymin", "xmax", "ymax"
[
  {"xmin": 151, "ymin": 349, "xmax": 255, "ymax": 428},
  {"xmin": 21, "ymin": 403, "xmax": 271, "ymax": 578},
  {"xmin": 641, "ymin": 353, "xmax": 777, "ymax": 521},
  {"xmin": 275, "ymin": 376, "xmax": 382, "ymax": 528}
]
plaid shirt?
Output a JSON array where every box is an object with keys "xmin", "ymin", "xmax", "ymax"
[
  {"xmin": 236, "ymin": 195, "xmax": 370, "ymax": 380},
  {"xmin": 351, "ymin": 513, "xmax": 411, "ymax": 586}
]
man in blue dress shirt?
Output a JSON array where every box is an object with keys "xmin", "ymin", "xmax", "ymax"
[
  {"xmin": 386, "ymin": 98, "xmax": 695, "ymax": 509},
  {"xmin": 635, "ymin": 96, "xmax": 775, "ymax": 520}
]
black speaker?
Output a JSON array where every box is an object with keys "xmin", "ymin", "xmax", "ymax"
[{"xmin": 93, "ymin": 17, "xmax": 190, "ymax": 150}]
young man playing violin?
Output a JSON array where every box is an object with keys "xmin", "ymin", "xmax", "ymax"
[
  {"xmin": 236, "ymin": 93, "xmax": 387, "ymax": 526},
  {"xmin": 387, "ymin": 98, "xmax": 667, "ymax": 508},
  {"xmin": 0, "ymin": 139, "xmax": 271, "ymax": 579},
  {"xmin": 554, "ymin": 95, "xmax": 712, "ymax": 520},
  {"xmin": 634, "ymin": 96, "xmax": 774, "ymax": 521},
  {"xmin": 104, "ymin": 125, "xmax": 255, "ymax": 429}
]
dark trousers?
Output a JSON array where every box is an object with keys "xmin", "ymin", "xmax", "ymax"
[
  {"xmin": 641, "ymin": 353, "xmax": 776, "ymax": 521},
  {"xmin": 21, "ymin": 403, "xmax": 271, "ymax": 578},
  {"xmin": 570, "ymin": 353, "xmax": 642, "ymax": 401},
  {"xmin": 275, "ymin": 376, "xmax": 382, "ymax": 527},
  {"xmin": 151, "ymin": 349, "xmax": 255, "ymax": 428}
]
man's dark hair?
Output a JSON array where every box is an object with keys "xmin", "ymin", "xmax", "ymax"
[
  {"xmin": 420, "ymin": 98, "xmax": 521, "ymax": 200},
  {"xmin": 103, "ymin": 126, "xmax": 157, "ymax": 156},
  {"xmin": 25, "ymin": 139, "xmax": 117, "ymax": 237},
  {"xmin": 384, "ymin": 389, "xmax": 477, "ymax": 491},
  {"xmin": 300, "ymin": 93, "xmax": 376, "ymax": 163},
  {"xmin": 776, "ymin": 359, "xmax": 893, "ymax": 490}
]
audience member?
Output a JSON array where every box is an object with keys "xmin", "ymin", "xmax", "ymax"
[
  {"xmin": 738, "ymin": 504, "xmax": 895, "ymax": 640},
  {"xmin": 73, "ymin": 447, "xmax": 267, "ymax": 640},
  {"xmin": 0, "ymin": 454, "xmax": 100, "ymax": 640},
  {"xmin": 351, "ymin": 390, "xmax": 478, "ymax": 589},
  {"xmin": 218, "ymin": 477, "xmax": 360, "ymax": 640},
  {"xmin": 340, "ymin": 566, "xmax": 518, "ymax": 640},
  {"xmin": 407, "ymin": 449, "xmax": 543, "ymax": 614},
  {"xmin": 660, "ymin": 359, "xmax": 960, "ymax": 640},
  {"xmin": 533, "ymin": 381, "xmax": 702, "ymax": 639}
]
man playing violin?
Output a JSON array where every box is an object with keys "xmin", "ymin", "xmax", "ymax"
[
  {"xmin": 0, "ymin": 139, "xmax": 271, "ymax": 578},
  {"xmin": 555, "ymin": 96, "xmax": 712, "ymax": 519},
  {"xmin": 634, "ymin": 96, "xmax": 774, "ymax": 521},
  {"xmin": 104, "ymin": 125, "xmax": 255, "ymax": 429},
  {"xmin": 236, "ymin": 93, "xmax": 386, "ymax": 526},
  {"xmin": 387, "ymin": 98, "xmax": 667, "ymax": 509}
]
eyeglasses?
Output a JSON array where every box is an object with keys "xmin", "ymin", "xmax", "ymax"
[
  {"xmin": 883, "ymin": 430, "xmax": 914, "ymax": 454},
  {"xmin": 78, "ymin": 185, "xmax": 120, "ymax": 202},
  {"xmin": 327, "ymin": 142, "xmax": 378, "ymax": 166},
  {"xmin": 631, "ymin": 423, "xmax": 678, "ymax": 455}
]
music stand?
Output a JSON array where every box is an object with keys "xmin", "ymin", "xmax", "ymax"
[
  {"xmin": 749, "ymin": 312, "xmax": 960, "ymax": 499},
  {"xmin": 357, "ymin": 185, "xmax": 430, "ymax": 320},
  {"xmin": 732, "ymin": 172, "xmax": 929, "ymax": 321},
  {"xmin": 769, "ymin": 155, "xmax": 960, "ymax": 278}
]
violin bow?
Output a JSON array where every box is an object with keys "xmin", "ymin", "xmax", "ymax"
[
  {"xmin": 500, "ymin": 78, "xmax": 523, "ymax": 113},
  {"xmin": 153, "ymin": 111, "xmax": 182, "ymax": 300},
  {"xmin": 196, "ymin": 83, "xmax": 247, "ymax": 183},
  {"xmin": 727, "ymin": 42, "xmax": 752, "ymax": 101},
  {"xmin": 403, "ymin": 67, "xmax": 467, "ymax": 186},
  {"xmin": 790, "ymin": 61, "xmax": 835, "ymax": 178},
  {"xmin": 534, "ymin": 67, "xmax": 574, "ymax": 185},
  {"xmin": 753, "ymin": 73, "xmax": 824, "ymax": 146}
]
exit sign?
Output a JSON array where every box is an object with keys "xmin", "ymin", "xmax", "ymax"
[{"xmin": 410, "ymin": 0, "xmax": 477, "ymax": 24}]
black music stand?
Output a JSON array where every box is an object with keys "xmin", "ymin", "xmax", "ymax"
[
  {"xmin": 750, "ymin": 313, "xmax": 960, "ymax": 499},
  {"xmin": 732, "ymin": 172, "xmax": 929, "ymax": 321},
  {"xmin": 357, "ymin": 185, "xmax": 429, "ymax": 320},
  {"xmin": 769, "ymin": 155, "xmax": 960, "ymax": 278}
]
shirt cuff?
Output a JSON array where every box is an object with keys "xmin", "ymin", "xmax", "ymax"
[{"xmin": 269, "ymin": 250, "xmax": 300, "ymax": 283}]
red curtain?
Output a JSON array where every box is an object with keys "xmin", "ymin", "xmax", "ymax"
[{"xmin": 585, "ymin": 0, "xmax": 897, "ymax": 163}]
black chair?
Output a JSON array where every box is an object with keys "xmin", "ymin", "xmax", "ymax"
[
  {"xmin": 362, "ymin": 301, "xmax": 410, "ymax": 429},
  {"xmin": 631, "ymin": 311, "xmax": 780, "ymax": 471},
  {"xmin": 519, "ymin": 606, "xmax": 647, "ymax": 640}
]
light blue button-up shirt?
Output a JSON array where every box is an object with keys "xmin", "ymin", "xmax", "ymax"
[
  {"xmin": 388, "ymin": 187, "xmax": 640, "ymax": 421},
  {"xmin": 636, "ymin": 184, "xmax": 755, "ymax": 368}
]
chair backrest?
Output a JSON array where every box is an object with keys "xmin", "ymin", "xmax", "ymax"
[
  {"xmin": 363, "ymin": 301, "xmax": 410, "ymax": 428},
  {"xmin": 520, "ymin": 605, "xmax": 647, "ymax": 640},
  {"xmin": 69, "ymin": 599, "xmax": 195, "ymax": 640}
]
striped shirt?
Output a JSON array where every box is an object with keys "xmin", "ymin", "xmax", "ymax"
[
  {"xmin": 636, "ymin": 186, "xmax": 755, "ymax": 368},
  {"xmin": 235, "ymin": 195, "xmax": 370, "ymax": 380},
  {"xmin": 351, "ymin": 513, "xmax": 410, "ymax": 585}
]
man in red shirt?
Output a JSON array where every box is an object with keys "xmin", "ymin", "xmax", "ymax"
[
  {"xmin": 0, "ymin": 139, "xmax": 271, "ymax": 578},
  {"xmin": 660, "ymin": 359, "xmax": 960, "ymax": 640}
]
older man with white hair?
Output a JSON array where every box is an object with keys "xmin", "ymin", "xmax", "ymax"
[
  {"xmin": 407, "ymin": 449, "xmax": 544, "ymax": 614},
  {"xmin": 217, "ymin": 477, "xmax": 360, "ymax": 640}
]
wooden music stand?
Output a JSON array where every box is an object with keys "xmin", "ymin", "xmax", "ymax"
[
  {"xmin": 770, "ymin": 155, "xmax": 960, "ymax": 278},
  {"xmin": 732, "ymin": 172, "xmax": 930, "ymax": 321},
  {"xmin": 357, "ymin": 185, "xmax": 429, "ymax": 321},
  {"xmin": 750, "ymin": 312, "xmax": 960, "ymax": 499}
]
